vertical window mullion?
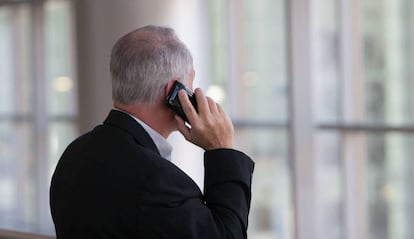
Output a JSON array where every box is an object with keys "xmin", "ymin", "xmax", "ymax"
[
  {"xmin": 288, "ymin": 0, "xmax": 317, "ymax": 239},
  {"xmin": 11, "ymin": 4, "xmax": 27, "ymax": 228},
  {"xmin": 339, "ymin": 0, "xmax": 367, "ymax": 238},
  {"xmin": 227, "ymin": 0, "xmax": 243, "ymax": 117},
  {"xmin": 31, "ymin": 1, "xmax": 49, "ymax": 232}
]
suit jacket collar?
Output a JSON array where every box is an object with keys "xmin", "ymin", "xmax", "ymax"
[{"xmin": 103, "ymin": 110, "xmax": 160, "ymax": 156}]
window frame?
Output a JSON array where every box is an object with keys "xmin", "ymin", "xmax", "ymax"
[{"xmin": 0, "ymin": 0, "xmax": 77, "ymax": 235}]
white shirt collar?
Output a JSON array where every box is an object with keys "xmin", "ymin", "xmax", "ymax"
[{"xmin": 114, "ymin": 108, "xmax": 173, "ymax": 161}]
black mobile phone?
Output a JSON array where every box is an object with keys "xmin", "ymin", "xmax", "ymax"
[{"xmin": 165, "ymin": 81, "xmax": 198, "ymax": 123}]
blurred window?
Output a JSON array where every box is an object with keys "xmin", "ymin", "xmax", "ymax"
[
  {"xmin": 314, "ymin": 0, "xmax": 414, "ymax": 239},
  {"xmin": 210, "ymin": 0, "xmax": 414, "ymax": 239},
  {"xmin": 1, "ymin": 0, "xmax": 413, "ymax": 238},
  {"xmin": 208, "ymin": 1, "xmax": 293, "ymax": 238},
  {"xmin": 0, "ymin": 0, "xmax": 76, "ymax": 235}
]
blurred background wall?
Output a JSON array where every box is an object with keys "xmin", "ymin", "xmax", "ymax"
[{"xmin": 0, "ymin": 0, "xmax": 413, "ymax": 239}]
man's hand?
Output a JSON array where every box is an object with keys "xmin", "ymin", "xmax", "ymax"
[{"xmin": 175, "ymin": 88, "xmax": 234, "ymax": 151}]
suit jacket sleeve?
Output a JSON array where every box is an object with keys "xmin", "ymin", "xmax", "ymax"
[
  {"xmin": 142, "ymin": 148, "xmax": 254, "ymax": 239},
  {"xmin": 204, "ymin": 149, "xmax": 254, "ymax": 239}
]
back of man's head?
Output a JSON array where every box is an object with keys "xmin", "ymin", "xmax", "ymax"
[{"xmin": 110, "ymin": 25, "xmax": 193, "ymax": 105}]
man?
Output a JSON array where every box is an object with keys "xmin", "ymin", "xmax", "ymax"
[{"xmin": 50, "ymin": 25, "xmax": 254, "ymax": 239}]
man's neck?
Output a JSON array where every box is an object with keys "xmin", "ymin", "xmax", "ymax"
[{"xmin": 113, "ymin": 101, "xmax": 175, "ymax": 138}]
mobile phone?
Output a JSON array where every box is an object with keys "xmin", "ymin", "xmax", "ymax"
[{"xmin": 165, "ymin": 80, "xmax": 198, "ymax": 123}]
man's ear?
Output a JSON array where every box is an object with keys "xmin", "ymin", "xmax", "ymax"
[{"xmin": 164, "ymin": 79, "xmax": 178, "ymax": 96}]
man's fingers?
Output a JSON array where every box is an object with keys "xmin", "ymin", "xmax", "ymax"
[
  {"xmin": 176, "ymin": 88, "xmax": 235, "ymax": 150},
  {"xmin": 216, "ymin": 102, "xmax": 224, "ymax": 113},
  {"xmin": 178, "ymin": 89, "xmax": 198, "ymax": 123},
  {"xmin": 193, "ymin": 88, "xmax": 210, "ymax": 115}
]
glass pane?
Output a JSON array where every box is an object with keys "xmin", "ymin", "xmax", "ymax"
[
  {"xmin": 235, "ymin": 128, "xmax": 293, "ymax": 239},
  {"xmin": 366, "ymin": 133, "xmax": 414, "ymax": 239},
  {"xmin": 48, "ymin": 122, "xmax": 78, "ymax": 180},
  {"xmin": 361, "ymin": 0, "xmax": 414, "ymax": 125},
  {"xmin": 0, "ymin": 4, "xmax": 32, "ymax": 115},
  {"xmin": 239, "ymin": 0, "xmax": 288, "ymax": 121},
  {"xmin": 206, "ymin": 0, "xmax": 229, "ymax": 109},
  {"xmin": 0, "ymin": 8, "xmax": 14, "ymax": 114},
  {"xmin": 35, "ymin": 121, "xmax": 78, "ymax": 234},
  {"xmin": 45, "ymin": 0, "xmax": 77, "ymax": 116},
  {"xmin": 0, "ymin": 122, "xmax": 35, "ymax": 232},
  {"xmin": 315, "ymin": 131, "xmax": 344, "ymax": 239},
  {"xmin": 313, "ymin": 0, "xmax": 341, "ymax": 123},
  {"xmin": 207, "ymin": 0, "xmax": 288, "ymax": 122}
]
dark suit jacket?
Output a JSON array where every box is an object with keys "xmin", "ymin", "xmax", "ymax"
[{"xmin": 50, "ymin": 110, "xmax": 254, "ymax": 239}]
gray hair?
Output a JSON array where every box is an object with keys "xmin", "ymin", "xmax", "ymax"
[{"xmin": 110, "ymin": 25, "xmax": 193, "ymax": 105}]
